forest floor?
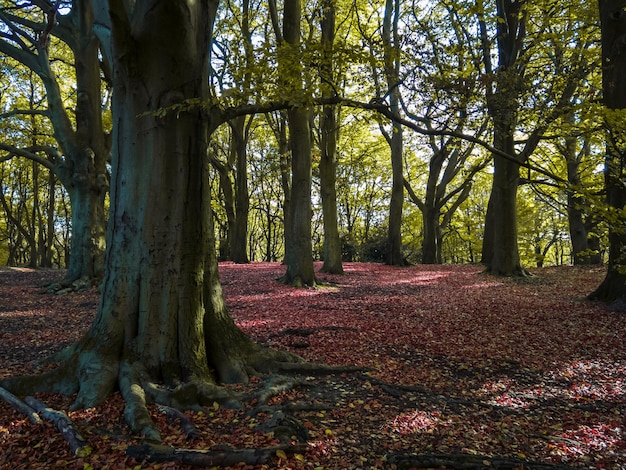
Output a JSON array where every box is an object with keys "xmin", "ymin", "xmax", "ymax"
[{"xmin": 0, "ymin": 262, "xmax": 625, "ymax": 469}]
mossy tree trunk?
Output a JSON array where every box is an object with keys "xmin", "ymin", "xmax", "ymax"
[{"xmin": 1, "ymin": 0, "xmax": 297, "ymax": 438}]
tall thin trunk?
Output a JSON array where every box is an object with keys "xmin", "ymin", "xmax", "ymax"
[
  {"xmin": 319, "ymin": 0, "xmax": 343, "ymax": 274},
  {"xmin": 230, "ymin": 116, "xmax": 250, "ymax": 264},
  {"xmin": 590, "ymin": 0, "xmax": 626, "ymax": 303},
  {"xmin": 383, "ymin": 0, "xmax": 405, "ymax": 266},
  {"xmin": 281, "ymin": 0, "xmax": 315, "ymax": 286}
]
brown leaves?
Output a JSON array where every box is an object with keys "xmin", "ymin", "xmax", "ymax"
[{"xmin": 1, "ymin": 263, "xmax": 626, "ymax": 468}]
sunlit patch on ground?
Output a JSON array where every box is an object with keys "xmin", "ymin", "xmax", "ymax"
[{"xmin": 387, "ymin": 409, "xmax": 442, "ymax": 435}]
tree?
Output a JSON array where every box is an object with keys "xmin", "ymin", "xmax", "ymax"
[
  {"xmin": 478, "ymin": 0, "xmax": 529, "ymax": 275},
  {"xmin": 318, "ymin": 0, "xmax": 344, "ymax": 274},
  {"xmin": 400, "ymin": 1, "xmax": 489, "ymax": 264},
  {"xmin": 0, "ymin": 0, "xmax": 109, "ymax": 286},
  {"xmin": 382, "ymin": 0, "xmax": 406, "ymax": 266},
  {"xmin": 269, "ymin": 0, "xmax": 316, "ymax": 286},
  {"xmin": 1, "ymin": 0, "xmax": 297, "ymax": 438},
  {"xmin": 479, "ymin": 0, "xmax": 591, "ymax": 275},
  {"xmin": 589, "ymin": 0, "xmax": 626, "ymax": 304}
]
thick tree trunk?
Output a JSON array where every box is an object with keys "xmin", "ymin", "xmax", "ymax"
[
  {"xmin": 1, "ymin": 0, "xmax": 298, "ymax": 438},
  {"xmin": 590, "ymin": 0, "xmax": 626, "ymax": 303},
  {"xmin": 422, "ymin": 206, "xmax": 441, "ymax": 264},
  {"xmin": 319, "ymin": 0, "xmax": 343, "ymax": 275},
  {"xmin": 284, "ymin": 107, "xmax": 316, "ymax": 286},
  {"xmin": 483, "ymin": 154, "xmax": 525, "ymax": 275}
]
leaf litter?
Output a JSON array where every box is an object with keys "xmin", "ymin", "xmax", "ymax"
[{"xmin": 1, "ymin": 263, "xmax": 625, "ymax": 469}]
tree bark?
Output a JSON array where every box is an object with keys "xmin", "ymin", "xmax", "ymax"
[
  {"xmin": 281, "ymin": 0, "xmax": 316, "ymax": 286},
  {"xmin": 480, "ymin": 0, "xmax": 528, "ymax": 276},
  {"xmin": 1, "ymin": 0, "xmax": 298, "ymax": 437},
  {"xmin": 383, "ymin": 0, "xmax": 406, "ymax": 266},
  {"xmin": 590, "ymin": 0, "xmax": 626, "ymax": 303},
  {"xmin": 230, "ymin": 116, "xmax": 251, "ymax": 264},
  {"xmin": 319, "ymin": 0, "xmax": 343, "ymax": 274}
]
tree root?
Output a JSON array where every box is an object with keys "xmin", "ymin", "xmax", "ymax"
[
  {"xmin": 126, "ymin": 442, "xmax": 308, "ymax": 467},
  {"xmin": 24, "ymin": 396, "xmax": 91, "ymax": 457},
  {"xmin": 388, "ymin": 452, "xmax": 579, "ymax": 470},
  {"xmin": 269, "ymin": 362, "xmax": 373, "ymax": 375},
  {"xmin": 157, "ymin": 404, "xmax": 200, "ymax": 439},
  {"xmin": 47, "ymin": 276, "xmax": 97, "ymax": 295},
  {"xmin": 119, "ymin": 360, "xmax": 162, "ymax": 443}
]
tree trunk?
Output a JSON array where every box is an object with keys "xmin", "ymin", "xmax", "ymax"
[
  {"xmin": 481, "ymin": 0, "xmax": 528, "ymax": 276},
  {"xmin": 230, "ymin": 116, "xmax": 251, "ymax": 264},
  {"xmin": 590, "ymin": 0, "xmax": 626, "ymax": 303},
  {"xmin": 284, "ymin": 106, "xmax": 315, "ymax": 286},
  {"xmin": 39, "ymin": 1, "xmax": 108, "ymax": 285},
  {"xmin": 383, "ymin": 0, "xmax": 406, "ymax": 266},
  {"xmin": 281, "ymin": 0, "xmax": 316, "ymax": 286},
  {"xmin": 1, "ymin": 0, "xmax": 297, "ymax": 437},
  {"xmin": 319, "ymin": 0, "xmax": 343, "ymax": 275},
  {"xmin": 422, "ymin": 206, "xmax": 441, "ymax": 264}
]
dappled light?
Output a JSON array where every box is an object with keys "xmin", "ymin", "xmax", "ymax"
[{"xmin": 2, "ymin": 263, "xmax": 624, "ymax": 468}]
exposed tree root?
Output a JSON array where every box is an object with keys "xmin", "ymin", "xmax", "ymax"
[
  {"xmin": 126, "ymin": 442, "xmax": 308, "ymax": 467},
  {"xmin": 24, "ymin": 396, "xmax": 91, "ymax": 457},
  {"xmin": 47, "ymin": 276, "xmax": 97, "ymax": 295},
  {"xmin": 157, "ymin": 404, "xmax": 200, "ymax": 439},
  {"xmin": 269, "ymin": 362, "xmax": 373, "ymax": 375},
  {"xmin": 388, "ymin": 452, "xmax": 578, "ymax": 470}
]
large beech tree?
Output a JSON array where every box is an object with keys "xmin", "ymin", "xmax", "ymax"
[{"xmin": 1, "ymin": 0, "xmax": 296, "ymax": 438}]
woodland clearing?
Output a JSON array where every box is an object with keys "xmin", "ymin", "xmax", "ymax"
[{"xmin": 0, "ymin": 262, "xmax": 624, "ymax": 469}]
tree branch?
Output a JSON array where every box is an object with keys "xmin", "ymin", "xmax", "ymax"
[{"xmin": 0, "ymin": 143, "xmax": 58, "ymax": 171}]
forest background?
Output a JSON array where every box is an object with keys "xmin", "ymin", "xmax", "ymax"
[
  {"xmin": 0, "ymin": 0, "xmax": 619, "ymax": 289},
  {"xmin": 1, "ymin": 1, "xmax": 626, "ymax": 468}
]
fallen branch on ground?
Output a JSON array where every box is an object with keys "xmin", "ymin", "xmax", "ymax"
[
  {"xmin": 0, "ymin": 385, "xmax": 41, "ymax": 424},
  {"xmin": 126, "ymin": 442, "xmax": 307, "ymax": 467}
]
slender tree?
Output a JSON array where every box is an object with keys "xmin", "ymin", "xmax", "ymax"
[
  {"xmin": 318, "ymin": 0, "xmax": 343, "ymax": 274},
  {"xmin": 589, "ymin": 0, "xmax": 626, "ymax": 303}
]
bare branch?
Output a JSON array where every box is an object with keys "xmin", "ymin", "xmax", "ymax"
[{"xmin": 0, "ymin": 109, "xmax": 50, "ymax": 120}]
